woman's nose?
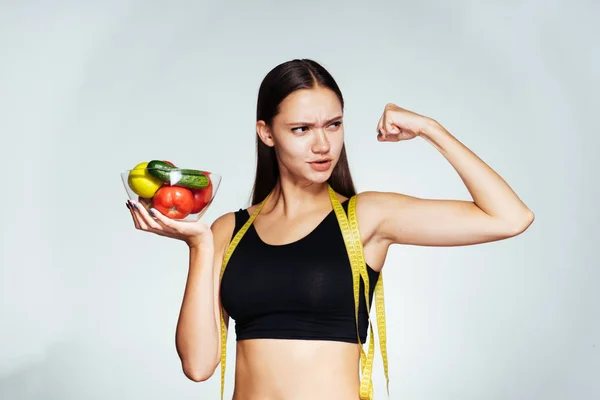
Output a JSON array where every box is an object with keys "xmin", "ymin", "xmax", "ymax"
[{"xmin": 312, "ymin": 129, "xmax": 331, "ymax": 153}]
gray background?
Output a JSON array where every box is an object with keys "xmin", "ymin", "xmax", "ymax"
[{"xmin": 1, "ymin": 0, "xmax": 598, "ymax": 399}]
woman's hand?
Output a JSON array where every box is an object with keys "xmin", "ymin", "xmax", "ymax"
[
  {"xmin": 376, "ymin": 103, "xmax": 434, "ymax": 142},
  {"xmin": 126, "ymin": 199, "xmax": 213, "ymax": 248}
]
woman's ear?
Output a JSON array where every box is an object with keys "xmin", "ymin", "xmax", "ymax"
[{"xmin": 256, "ymin": 120, "xmax": 275, "ymax": 147}]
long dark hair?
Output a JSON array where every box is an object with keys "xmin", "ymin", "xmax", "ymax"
[{"xmin": 250, "ymin": 59, "xmax": 357, "ymax": 205}]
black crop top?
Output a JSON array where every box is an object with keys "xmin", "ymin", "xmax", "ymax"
[{"xmin": 220, "ymin": 199, "xmax": 380, "ymax": 344}]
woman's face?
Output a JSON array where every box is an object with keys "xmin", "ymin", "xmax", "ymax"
[{"xmin": 257, "ymin": 86, "xmax": 345, "ymax": 184}]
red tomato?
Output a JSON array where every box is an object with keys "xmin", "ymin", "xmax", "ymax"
[
  {"xmin": 152, "ymin": 186, "xmax": 194, "ymax": 219},
  {"xmin": 190, "ymin": 173, "xmax": 213, "ymax": 214}
]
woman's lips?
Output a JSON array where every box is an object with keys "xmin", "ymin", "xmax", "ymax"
[{"xmin": 308, "ymin": 160, "xmax": 332, "ymax": 171}]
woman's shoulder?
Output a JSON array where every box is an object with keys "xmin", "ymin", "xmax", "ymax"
[
  {"xmin": 211, "ymin": 206, "xmax": 250, "ymax": 228},
  {"xmin": 209, "ymin": 211, "xmax": 238, "ymax": 248}
]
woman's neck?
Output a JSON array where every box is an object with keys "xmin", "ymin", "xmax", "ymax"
[{"xmin": 265, "ymin": 178, "xmax": 331, "ymax": 218}]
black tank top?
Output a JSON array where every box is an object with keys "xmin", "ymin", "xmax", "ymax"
[{"xmin": 220, "ymin": 199, "xmax": 380, "ymax": 344}]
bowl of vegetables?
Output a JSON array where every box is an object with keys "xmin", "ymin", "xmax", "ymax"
[{"xmin": 121, "ymin": 160, "xmax": 221, "ymax": 221}]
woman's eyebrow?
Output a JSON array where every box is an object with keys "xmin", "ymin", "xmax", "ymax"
[{"xmin": 285, "ymin": 115, "xmax": 343, "ymax": 126}]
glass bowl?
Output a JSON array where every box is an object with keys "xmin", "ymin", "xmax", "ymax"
[{"xmin": 120, "ymin": 161, "xmax": 221, "ymax": 221}]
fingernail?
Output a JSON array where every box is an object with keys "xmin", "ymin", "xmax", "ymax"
[
  {"xmin": 126, "ymin": 201, "xmax": 130, "ymax": 209},
  {"xmin": 132, "ymin": 202, "xmax": 139, "ymax": 210},
  {"xmin": 149, "ymin": 208, "xmax": 155, "ymax": 216}
]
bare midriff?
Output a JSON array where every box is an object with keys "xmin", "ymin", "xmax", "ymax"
[{"xmin": 230, "ymin": 338, "xmax": 362, "ymax": 400}]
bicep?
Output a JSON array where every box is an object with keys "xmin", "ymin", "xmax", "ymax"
[{"xmin": 360, "ymin": 191, "xmax": 520, "ymax": 247}]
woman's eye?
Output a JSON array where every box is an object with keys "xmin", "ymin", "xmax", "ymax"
[
  {"xmin": 327, "ymin": 121, "xmax": 342, "ymax": 130},
  {"xmin": 291, "ymin": 122, "xmax": 341, "ymax": 134},
  {"xmin": 291, "ymin": 126, "xmax": 308, "ymax": 134}
]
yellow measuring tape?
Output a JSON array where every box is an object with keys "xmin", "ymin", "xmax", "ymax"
[{"xmin": 218, "ymin": 184, "xmax": 389, "ymax": 399}]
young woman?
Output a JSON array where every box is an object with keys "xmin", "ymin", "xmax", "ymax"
[{"xmin": 126, "ymin": 59, "xmax": 534, "ymax": 400}]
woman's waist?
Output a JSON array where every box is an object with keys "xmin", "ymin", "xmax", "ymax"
[{"xmin": 232, "ymin": 338, "xmax": 361, "ymax": 400}]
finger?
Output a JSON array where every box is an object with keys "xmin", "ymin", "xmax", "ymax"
[
  {"xmin": 127, "ymin": 200, "xmax": 141, "ymax": 229},
  {"xmin": 145, "ymin": 208, "xmax": 180, "ymax": 239},
  {"xmin": 132, "ymin": 200, "xmax": 165, "ymax": 231},
  {"xmin": 130, "ymin": 200, "xmax": 178, "ymax": 238},
  {"xmin": 385, "ymin": 116, "xmax": 400, "ymax": 135},
  {"xmin": 377, "ymin": 116, "xmax": 386, "ymax": 141},
  {"xmin": 129, "ymin": 200, "xmax": 155, "ymax": 231},
  {"xmin": 380, "ymin": 111, "xmax": 394, "ymax": 141},
  {"xmin": 149, "ymin": 207, "xmax": 178, "ymax": 231},
  {"xmin": 130, "ymin": 201, "xmax": 152, "ymax": 231}
]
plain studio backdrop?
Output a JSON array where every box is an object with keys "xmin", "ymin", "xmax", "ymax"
[{"xmin": 0, "ymin": 0, "xmax": 598, "ymax": 399}]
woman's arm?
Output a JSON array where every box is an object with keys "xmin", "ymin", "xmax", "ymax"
[
  {"xmin": 127, "ymin": 197, "xmax": 234, "ymax": 381},
  {"xmin": 174, "ymin": 213, "xmax": 233, "ymax": 381},
  {"xmin": 362, "ymin": 104, "xmax": 534, "ymax": 247}
]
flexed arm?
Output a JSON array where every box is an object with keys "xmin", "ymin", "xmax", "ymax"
[{"xmin": 360, "ymin": 103, "xmax": 534, "ymax": 247}]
